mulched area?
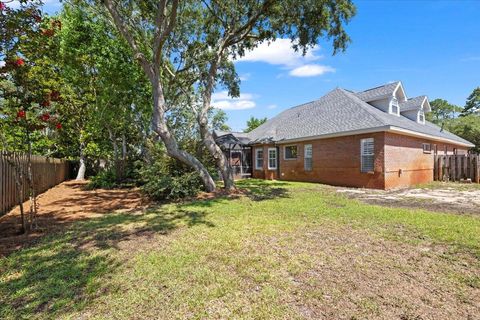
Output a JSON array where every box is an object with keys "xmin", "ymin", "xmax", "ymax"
[{"xmin": 0, "ymin": 180, "xmax": 149, "ymax": 256}]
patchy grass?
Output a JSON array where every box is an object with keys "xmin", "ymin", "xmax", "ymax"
[
  {"xmin": 416, "ymin": 181, "xmax": 480, "ymax": 191},
  {"xmin": 1, "ymin": 180, "xmax": 479, "ymax": 319}
]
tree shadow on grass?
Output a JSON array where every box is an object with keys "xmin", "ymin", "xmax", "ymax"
[
  {"xmin": 237, "ymin": 179, "xmax": 290, "ymax": 201},
  {"xmin": 0, "ymin": 206, "xmax": 213, "ymax": 319}
]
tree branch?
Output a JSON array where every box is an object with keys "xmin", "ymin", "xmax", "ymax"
[
  {"xmin": 103, "ymin": 0, "xmax": 154, "ymax": 80},
  {"xmin": 225, "ymin": 0, "xmax": 273, "ymax": 47},
  {"xmin": 153, "ymin": 0, "xmax": 179, "ymax": 66}
]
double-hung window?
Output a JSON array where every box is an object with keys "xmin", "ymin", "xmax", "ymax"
[
  {"xmin": 390, "ymin": 97, "xmax": 399, "ymax": 115},
  {"xmin": 268, "ymin": 148, "xmax": 277, "ymax": 170},
  {"xmin": 304, "ymin": 144, "xmax": 313, "ymax": 171},
  {"xmin": 284, "ymin": 145, "xmax": 298, "ymax": 160},
  {"xmin": 418, "ymin": 110, "xmax": 425, "ymax": 123},
  {"xmin": 255, "ymin": 148, "xmax": 263, "ymax": 170},
  {"xmin": 360, "ymin": 138, "xmax": 375, "ymax": 173}
]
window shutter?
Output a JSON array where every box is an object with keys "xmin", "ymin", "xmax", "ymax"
[
  {"xmin": 304, "ymin": 144, "xmax": 313, "ymax": 171},
  {"xmin": 361, "ymin": 138, "xmax": 375, "ymax": 172}
]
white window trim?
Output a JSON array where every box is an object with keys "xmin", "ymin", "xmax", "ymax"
[
  {"xmin": 360, "ymin": 138, "xmax": 375, "ymax": 173},
  {"xmin": 255, "ymin": 148, "xmax": 263, "ymax": 170},
  {"xmin": 422, "ymin": 143, "xmax": 431, "ymax": 154},
  {"xmin": 268, "ymin": 147, "xmax": 277, "ymax": 170},
  {"xmin": 283, "ymin": 144, "xmax": 298, "ymax": 160},
  {"xmin": 390, "ymin": 97, "xmax": 400, "ymax": 116},
  {"xmin": 418, "ymin": 110, "xmax": 425, "ymax": 124},
  {"xmin": 304, "ymin": 144, "xmax": 313, "ymax": 171}
]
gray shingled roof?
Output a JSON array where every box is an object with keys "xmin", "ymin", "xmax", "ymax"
[
  {"xmin": 243, "ymin": 87, "xmax": 473, "ymax": 147},
  {"xmin": 400, "ymin": 96, "xmax": 429, "ymax": 112},
  {"xmin": 355, "ymin": 81, "xmax": 400, "ymax": 102},
  {"xmin": 213, "ymin": 130, "xmax": 251, "ymax": 146}
]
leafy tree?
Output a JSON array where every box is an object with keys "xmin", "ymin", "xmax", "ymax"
[
  {"xmin": 425, "ymin": 97, "xmax": 479, "ymax": 153},
  {"xmin": 0, "ymin": 1, "xmax": 63, "ymax": 232},
  {"xmin": 462, "ymin": 87, "xmax": 480, "ymax": 115},
  {"xmin": 426, "ymin": 99, "xmax": 461, "ymax": 127},
  {"xmin": 57, "ymin": 3, "xmax": 151, "ymax": 180},
  {"xmin": 99, "ymin": 0, "xmax": 356, "ymax": 191},
  {"xmin": 446, "ymin": 115, "xmax": 480, "ymax": 153},
  {"xmin": 244, "ymin": 116, "xmax": 267, "ymax": 133}
]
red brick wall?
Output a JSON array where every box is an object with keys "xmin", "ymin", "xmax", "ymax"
[
  {"xmin": 251, "ymin": 132, "xmax": 469, "ymax": 189},
  {"xmin": 253, "ymin": 133, "xmax": 386, "ymax": 189},
  {"xmin": 251, "ymin": 144, "xmax": 279, "ymax": 180},
  {"xmin": 383, "ymin": 132, "xmax": 468, "ymax": 188}
]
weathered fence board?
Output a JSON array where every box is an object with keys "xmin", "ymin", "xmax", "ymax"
[
  {"xmin": 434, "ymin": 154, "xmax": 479, "ymax": 183},
  {"xmin": 0, "ymin": 152, "xmax": 70, "ymax": 216}
]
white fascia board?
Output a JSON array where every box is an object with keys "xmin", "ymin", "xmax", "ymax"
[
  {"xmin": 275, "ymin": 126, "xmax": 391, "ymax": 144},
  {"xmin": 393, "ymin": 81, "xmax": 407, "ymax": 102},
  {"xmin": 274, "ymin": 125, "xmax": 475, "ymax": 148},
  {"xmin": 388, "ymin": 126, "xmax": 475, "ymax": 147}
]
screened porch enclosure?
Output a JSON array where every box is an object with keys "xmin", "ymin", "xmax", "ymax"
[{"xmin": 213, "ymin": 131, "xmax": 252, "ymax": 180}]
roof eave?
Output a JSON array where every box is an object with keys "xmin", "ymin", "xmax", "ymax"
[
  {"xmin": 388, "ymin": 126, "xmax": 475, "ymax": 148},
  {"xmin": 262, "ymin": 125, "xmax": 474, "ymax": 148}
]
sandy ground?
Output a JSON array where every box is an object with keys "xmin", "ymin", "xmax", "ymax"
[
  {"xmin": 0, "ymin": 180, "xmax": 148, "ymax": 256},
  {"xmin": 337, "ymin": 184, "xmax": 480, "ymax": 215}
]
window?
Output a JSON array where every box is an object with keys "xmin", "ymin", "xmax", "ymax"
[
  {"xmin": 268, "ymin": 148, "xmax": 277, "ymax": 170},
  {"xmin": 422, "ymin": 143, "xmax": 431, "ymax": 154},
  {"xmin": 390, "ymin": 97, "xmax": 399, "ymax": 115},
  {"xmin": 418, "ymin": 110, "xmax": 425, "ymax": 123},
  {"xmin": 284, "ymin": 145, "xmax": 298, "ymax": 160},
  {"xmin": 304, "ymin": 144, "xmax": 313, "ymax": 171},
  {"xmin": 255, "ymin": 148, "xmax": 263, "ymax": 170},
  {"xmin": 360, "ymin": 138, "xmax": 375, "ymax": 173}
]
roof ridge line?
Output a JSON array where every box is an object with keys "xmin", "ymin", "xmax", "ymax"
[{"xmin": 358, "ymin": 81, "xmax": 400, "ymax": 93}]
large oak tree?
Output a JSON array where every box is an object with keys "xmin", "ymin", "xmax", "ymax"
[{"xmin": 98, "ymin": 0, "xmax": 356, "ymax": 191}]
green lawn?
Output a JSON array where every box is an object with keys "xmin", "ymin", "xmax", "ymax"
[{"xmin": 1, "ymin": 180, "xmax": 479, "ymax": 319}]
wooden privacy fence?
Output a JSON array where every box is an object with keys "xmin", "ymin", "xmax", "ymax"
[
  {"xmin": 434, "ymin": 154, "xmax": 480, "ymax": 183},
  {"xmin": 0, "ymin": 152, "xmax": 70, "ymax": 216}
]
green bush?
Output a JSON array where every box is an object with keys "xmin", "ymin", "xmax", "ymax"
[
  {"xmin": 87, "ymin": 169, "xmax": 117, "ymax": 189},
  {"xmin": 140, "ymin": 171, "xmax": 203, "ymax": 200},
  {"xmin": 136, "ymin": 143, "xmax": 205, "ymax": 200}
]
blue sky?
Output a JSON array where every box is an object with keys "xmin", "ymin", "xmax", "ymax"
[{"xmin": 41, "ymin": 0, "xmax": 480, "ymax": 131}]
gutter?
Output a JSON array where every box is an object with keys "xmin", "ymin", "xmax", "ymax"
[{"xmin": 270, "ymin": 125, "xmax": 475, "ymax": 148}]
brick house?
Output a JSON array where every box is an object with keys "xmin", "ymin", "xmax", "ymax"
[{"xmin": 214, "ymin": 82, "xmax": 474, "ymax": 189}]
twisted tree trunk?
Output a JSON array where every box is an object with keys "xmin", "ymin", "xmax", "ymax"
[{"xmin": 151, "ymin": 76, "xmax": 216, "ymax": 192}]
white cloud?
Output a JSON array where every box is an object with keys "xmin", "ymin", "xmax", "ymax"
[
  {"xmin": 7, "ymin": 0, "xmax": 60, "ymax": 9},
  {"xmin": 267, "ymin": 104, "xmax": 277, "ymax": 109},
  {"xmin": 237, "ymin": 39, "xmax": 320, "ymax": 67},
  {"xmin": 289, "ymin": 64, "xmax": 335, "ymax": 77},
  {"xmin": 212, "ymin": 91, "xmax": 256, "ymax": 110},
  {"xmin": 235, "ymin": 38, "xmax": 334, "ymax": 78},
  {"xmin": 0, "ymin": 61, "xmax": 5, "ymax": 68}
]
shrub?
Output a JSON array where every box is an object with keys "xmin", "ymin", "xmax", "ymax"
[
  {"xmin": 87, "ymin": 169, "xmax": 117, "ymax": 189},
  {"xmin": 140, "ymin": 171, "xmax": 203, "ymax": 200},
  {"xmin": 136, "ymin": 143, "xmax": 205, "ymax": 200}
]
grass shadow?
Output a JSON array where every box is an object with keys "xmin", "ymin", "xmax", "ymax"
[
  {"xmin": 237, "ymin": 179, "xmax": 290, "ymax": 201},
  {"xmin": 0, "ymin": 205, "xmax": 213, "ymax": 319}
]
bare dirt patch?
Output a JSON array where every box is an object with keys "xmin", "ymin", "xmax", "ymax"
[
  {"xmin": 0, "ymin": 180, "xmax": 148, "ymax": 256},
  {"xmin": 254, "ymin": 225, "xmax": 480, "ymax": 319},
  {"xmin": 337, "ymin": 184, "xmax": 480, "ymax": 215}
]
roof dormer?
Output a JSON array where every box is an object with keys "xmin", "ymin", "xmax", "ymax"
[
  {"xmin": 400, "ymin": 96, "xmax": 430, "ymax": 124},
  {"xmin": 355, "ymin": 81, "xmax": 406, "ymax": 116}
]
